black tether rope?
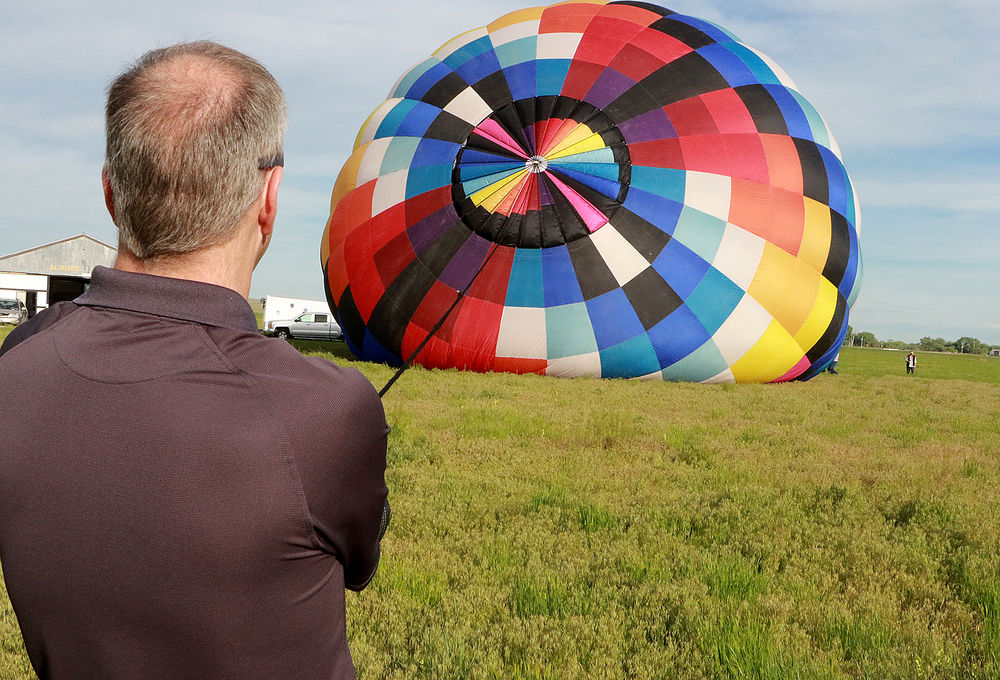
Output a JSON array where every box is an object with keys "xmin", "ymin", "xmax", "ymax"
[{"xmin": 378, "ymin": 238, "xmax": 505, "ymax": 398}]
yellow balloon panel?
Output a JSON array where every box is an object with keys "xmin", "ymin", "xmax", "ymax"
[
  {"xmin": 730, "ymin": 320, "xmax": 806, "ymax": 383},
  {"xmin": 798, "ymin": 197, "xmax": 833, "ymax": 275},
  {"xmin": 748, "ymin": 243, "xmax": 823, "ymax": 338},
  {"xmin": 794, "ymin": 278, "xmax": 839, "ymax": 350}
]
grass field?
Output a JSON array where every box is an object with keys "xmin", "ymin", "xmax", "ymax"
[{"xmin": 2, "ymin": 344, "xmax": 999, "ymax": 679}]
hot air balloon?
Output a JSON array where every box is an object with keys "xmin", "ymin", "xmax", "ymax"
[{"xmin": 321, "ymin": 0, "xmax": 862, "ymax": 383}]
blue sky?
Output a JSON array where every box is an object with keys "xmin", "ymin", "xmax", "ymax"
[{"xmin": 2, "ymin": 0, "xmax": 997, "ymax": 344}]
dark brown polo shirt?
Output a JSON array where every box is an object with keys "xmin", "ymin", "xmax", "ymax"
[{"xmin": 0, "ymin": 266, "xmax": 388, "ymax": 680}]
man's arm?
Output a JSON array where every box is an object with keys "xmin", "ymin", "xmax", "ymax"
[
  {"xmin": 297, "ymin": 361, "xmax": 390, "ymax": 590},
  {"xmin": 233, "ymin": 337, "xmax": 392, "ymax": 590}
]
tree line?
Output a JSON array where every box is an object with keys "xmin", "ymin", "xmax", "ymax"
[{"xmin": 844, "ymin": 327, "xmax": 1000, "ymax": 354}]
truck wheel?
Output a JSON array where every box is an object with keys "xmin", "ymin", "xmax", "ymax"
[{"xmin": 276, "ymin": 329, "xmax": 290, "ymax": 340}]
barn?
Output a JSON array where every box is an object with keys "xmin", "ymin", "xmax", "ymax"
[{"xmin": 0, "ymin": 234, "xmax": 116, "ymax": 318}]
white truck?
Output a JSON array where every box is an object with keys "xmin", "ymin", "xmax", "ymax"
[
  {"xmin": 261, "ymin": 295, "xmax": 342, "ymax": 341},
  {"xmin": 262, "ymin": 296, "xmax": 330, "ymax": 328}
]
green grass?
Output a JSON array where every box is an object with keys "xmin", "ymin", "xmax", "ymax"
[
  {"xmin": 0, "ymin": 576, "xmax": 32, "ymax": 679},
  {"xmin": 2, "ymin": 347, "xmax": 1000, "ymax": 679},
  {"xmin": 840, "ymin": 347, "xmax": 1000, "ymax": 382},
  {"xmin": 248, "ymin": 297, "xmax": 264, "ymax": 330}
]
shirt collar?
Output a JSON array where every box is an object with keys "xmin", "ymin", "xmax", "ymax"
[{"xmin": 76, "ymin": 266, "xmax": 259, "ymax": 332}]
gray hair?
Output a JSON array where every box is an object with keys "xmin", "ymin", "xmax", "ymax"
[{"xmin": 105, "ymin": 41, "xmax": 287, "ymax": 260}]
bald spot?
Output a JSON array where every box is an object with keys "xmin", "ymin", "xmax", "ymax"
[{"xmin": 129, "ymin": 54, "xmax": 246, "ymax": 158}]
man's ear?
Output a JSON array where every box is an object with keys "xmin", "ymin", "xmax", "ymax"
[
  {"xmin": 102, "ymin": 166, "xmax": 116, "ymax": 223},
  {"xmin": 258, "ymin": 166, "xmax": 282, "ymax": 236}
]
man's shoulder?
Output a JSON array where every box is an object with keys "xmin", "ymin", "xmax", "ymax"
[
  {"xmin": 213, "ymin": 333, "xmax": 387, "ymax": 448},
  {"xmin": 212, "ymin": 330, "xmax": 381, "ymax": 409},
  {"xmin": 0, "ymin": 302, "xmax": 79, "ymax": 358}
]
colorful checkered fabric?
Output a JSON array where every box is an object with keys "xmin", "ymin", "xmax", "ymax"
[{"xmin": 321, "ymin": 1, "xmax": 862, "ymax": 383}]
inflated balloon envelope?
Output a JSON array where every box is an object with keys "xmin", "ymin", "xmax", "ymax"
[{"xmin": 321, "ymin": 0, "xmax": 862, "ymax": 384}]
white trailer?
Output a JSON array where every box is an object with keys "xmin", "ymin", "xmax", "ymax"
[{"xmin": 262, "ymin": 295, "xmax": 331, "ymax": 328}]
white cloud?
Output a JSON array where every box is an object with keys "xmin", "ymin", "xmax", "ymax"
[{"xmin": 857, "ymin": 175, "xmax": 1000, "ymax": 215}]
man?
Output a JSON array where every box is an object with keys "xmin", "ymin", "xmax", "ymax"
[{"xmin": 0, "ymin": 42, "xmax": 389, "ymax": 680}]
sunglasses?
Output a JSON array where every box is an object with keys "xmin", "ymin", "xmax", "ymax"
[{"xmin": 258, "ymin": 153, "xmax": 284, "ymax": 170}]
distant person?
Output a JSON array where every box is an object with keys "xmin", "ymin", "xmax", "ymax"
[
  {"xmin": 826, "ymin": 352, "xmax": 840, "ymax": 374},
  {"xmin": 906, "ymin": 351, "xmax": 917, "ymax": 374},
  {"xmin": 0, "ymin": 42, "xmax": 389, "ymax": 680}
]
